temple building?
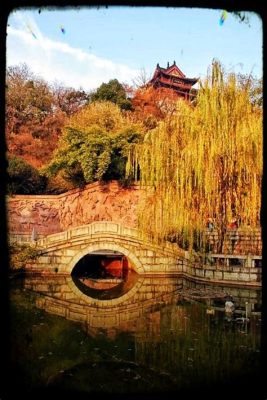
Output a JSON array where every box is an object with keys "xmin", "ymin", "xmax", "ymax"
[{"xmin": 148, "ymin": 61, "xmax": 198, "ymax": 100}]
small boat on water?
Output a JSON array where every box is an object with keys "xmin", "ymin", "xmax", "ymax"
[
  {"xmin": 83, "ymin": 277, "xmax": 123, "ymax": 284},
  {"xmin": 79, "ymin": 277, "xmax": 123, "ymax": 290}
]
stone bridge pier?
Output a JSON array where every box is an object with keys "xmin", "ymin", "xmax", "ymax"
[{"xmin": 28, "ymin": 221, "xmax": 186, "ymax": 276}]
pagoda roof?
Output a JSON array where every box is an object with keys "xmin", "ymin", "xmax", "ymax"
[
  {"xmin": 155, "ymin": 62, "xmax": 186, "ymax": 78},
  {"xmin": 150, "ymin": 62, "xmax": 198, "ymax": 87}
]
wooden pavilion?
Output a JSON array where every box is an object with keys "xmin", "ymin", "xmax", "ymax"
[{"xmin": 148, "ymin": 61, "xmax": 198, "ymax": 100}]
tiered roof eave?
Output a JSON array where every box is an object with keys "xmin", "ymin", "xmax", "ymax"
[{"xmin": 149, "ymin": 61, "xmax": 199, "ymax": 91}]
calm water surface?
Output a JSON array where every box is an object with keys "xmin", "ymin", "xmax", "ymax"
[{"xmin": 8, "ymin": 271, "xmax": 263, "ymax": 398}]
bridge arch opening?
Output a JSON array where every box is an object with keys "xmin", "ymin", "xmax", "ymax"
[
  {"xmin": 68, "ymin": 242, "xmax": 145, "ymax": 275},
  {"xmin": 71, "ymin": 250, "xmax": 133, "ymax": 280},
  {"xmin": 71, "ymin": 249, "xmax": 140, "ymax": 300}
]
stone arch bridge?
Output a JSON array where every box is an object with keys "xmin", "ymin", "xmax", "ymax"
[{"xmin": 28, "ymin": 221, "xmax": 187, "ymax": 275}]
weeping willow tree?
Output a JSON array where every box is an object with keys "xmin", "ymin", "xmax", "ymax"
[{"xmin": 126, "ymin": 61, "xmax": 262, "ymax": 252}]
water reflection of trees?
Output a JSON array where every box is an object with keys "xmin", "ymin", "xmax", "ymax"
[
  {"xmin": 135, "ymin": 302, "xmax": 261, "ymax": 389},
  {"xmin": 9, "ymin": 275, "xmax": 262, "ymax": 395}
]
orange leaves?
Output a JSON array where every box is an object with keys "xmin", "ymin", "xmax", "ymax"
[{"xmin": 131, "ymin": 86, "xmax": 180, "ymax": 125}]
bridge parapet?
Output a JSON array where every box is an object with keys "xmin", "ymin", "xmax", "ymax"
[
  {"xmin": 37, "ymin": 221, "xmax": 186, "ymax": 258},
  {"xmin": 19, "ymin": 221, "xmax": 261, "ymax": 286},
  {"xmin": 28, "ymin": 221, "xmax": 186, "ymax": 276}
]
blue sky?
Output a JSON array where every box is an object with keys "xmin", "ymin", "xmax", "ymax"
[{"xmin": 6, "ymin": 6, "xmax": 263, "ymax": 92}]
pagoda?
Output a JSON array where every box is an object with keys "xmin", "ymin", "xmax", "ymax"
[{"xmin": 148, "ymin": 61, "xmax": 198, "ymax": 100}]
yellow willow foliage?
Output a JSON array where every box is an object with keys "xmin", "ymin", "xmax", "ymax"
[{"xmin": 127, "ymin": 62, "xmax": 262, "ymax": 248}]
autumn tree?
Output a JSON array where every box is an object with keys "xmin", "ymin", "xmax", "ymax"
[
  {"xmin": 52, "ymin": 83, "xmax": 89, "ymax": 116},
  {"xmin": 6, "ymin": 64, "xmax": 66, "ymax": 168},
  {"xmin": 131, "ymin": 86, "xmax": 180, "ymax": 129},
  {"xmin": 6, "ymin": 64, "xmax": 53, "ymax": 134},
  {"xmin": 132, "ymin": 67, "xmax": 151, "ymax": 89}
]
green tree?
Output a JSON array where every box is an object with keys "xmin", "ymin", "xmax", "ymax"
[
  {"xmin": 90, "ymin": 79, "xmax": 132, "ymax": 110},
  {"xmin": 8, "ymin": 243, "xmax": 41, "ymax": 270},
  {"xmin": 7, "ymin": 156, "xmax": 47, "ymax": 194},
  {"xmin": 45, "ymin": 102, "xmax": 143, "ymax": 186}
]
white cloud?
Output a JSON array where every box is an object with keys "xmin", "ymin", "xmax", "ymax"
[{"xmin": 6, "ymin": 12, "xmax": 139, "ymax": 91}]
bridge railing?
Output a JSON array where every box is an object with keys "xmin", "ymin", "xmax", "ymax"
[
  {"xmin": 9, "ymin": 224, "xmax": 261, "ymax": 263},
  {"xmin": 36, "ymin": 221, "xmax": 185, "ymax": 257},
  {"xmin": 204, "ymin": 253, "xmax": 262, "ymax": 268},
  {"xmin": 9, "ymin": 232, "xmax": 45, "ymax": 244},
  {"xmin": 204, "ymin": 228, "xmax": 262, "ymax": 256}
]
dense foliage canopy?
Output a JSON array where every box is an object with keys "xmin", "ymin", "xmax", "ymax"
[{"xmin": 45, "ymin": 101, "xmax": 144, "ymax": 186}]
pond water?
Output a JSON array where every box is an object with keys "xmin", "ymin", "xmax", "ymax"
[{"xmin": 7, "ymin": 271, "xmax": 263, "ymax": 399}]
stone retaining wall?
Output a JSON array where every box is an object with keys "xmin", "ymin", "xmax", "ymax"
[
  {"xmin": 7, "ymin": 181, "xmax": 143, "ymax": 236},
  {"xmin": 7, "ymin": 181, "xmax": 262, "ymax": 258}
]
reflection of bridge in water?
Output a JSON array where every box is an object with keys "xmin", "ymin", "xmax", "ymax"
[
  {"xmin": 25, "ymin": 274, "xmax": 261, "ymax": 334},
  {"xmin": 12, "ymin": 274, "xmax": 262, "ymax": 396}
]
